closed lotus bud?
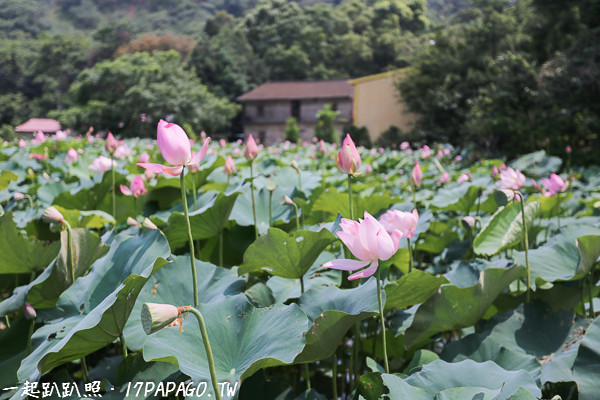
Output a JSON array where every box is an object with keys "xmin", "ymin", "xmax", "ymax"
[
  {"xmin": 411, "ymin": 162, "xmax": 422, "ymax": 186},
  {"xmin": 283, "ymin": 195, "xmax": 295, "ymax": 206},
  {"xmin": 42, "ymin": 206, "xmax": 65, "ymax": 224},
  {"xmin": 141, "ymin": 303, "xmax": 179, "ymax": 334},
  {"xmin": 105, "ymin": 132, "xmax": 118, "ymax": 154},
  {"xmin": 13, "ymin": 192, "xmax": 26, "ymax": 200},
  {"xmin": 142, "ymin": 218, "xmax": 158, "ymax": 230},
  {"xmin": 291, "ymin": 160, "xmax": 300, "ymax": 174},
  {"xmin": 244, "ymin": 134, "xmax": 259, "ymax": 161},
  {"xmin": 336, "ymin": 134, "xmax": 361, "ymax": 175},
  {"xmin": 224, "ymin": 155, "xmax": 236, "ymax": 175},
  {"xmin": 127, "ymin": 217, "xmax": 140, "ymax": 227},
  {"xmin": 24, "ymin": 303, "xmax": 36, "ymax": 320}
]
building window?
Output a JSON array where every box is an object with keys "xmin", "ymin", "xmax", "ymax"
[
  {"xmin": 331, "ymin": 102, "xmax": 338, "ymax": 111},
  {"xmin": 257, "ymin": 104, "xmax": 264, "ymax": 117},
  {"xmin": 291, "ymin": 100, "xmax": 300, "ymax": 120}
]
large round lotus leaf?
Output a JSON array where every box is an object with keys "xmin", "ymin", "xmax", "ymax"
[
  {"xmin": 16, "ymin": 230, "xmax": 170, "ymax": 381},
  {"xmin": 143, "ymin": 294, "xmax": 310, "ymax": 398},
  {"xmin": 312, "ymin": 187, "xmax": 396, "ymax": 219},
  {"xmin": 473, "ymin": 201, "xmax": 539, "ymax": 256},
  {"xmin": 384, "ymin": 269, "xmax": 449, "ymax": 311},
  {"xmin": 238, "ymin": 227, "xmax": 336, "ymax": 279},
  {"xmin": 573, "ymin": 317, "xmax": 600, "ymax": 400},
  {"xmin": 123, "ymin": 254, "xmax": 246, "ymax": 350},
  {"xmin": 404, "ymin": 359, "xmax": 540, "ymax": 399},
  {"xmin": 295, "ymin": 278, "xmax": 380, "ymax": 362}
]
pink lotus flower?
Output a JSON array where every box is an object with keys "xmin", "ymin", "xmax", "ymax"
[
  {"xmin": 13, "ymin": 192, "xmax": 26, "ymax": 200},
  {"xmin": 29, "ymin": 153, "xmax": 46, "ymax": 161},
  {"xmin": 492, "ymin": 166, "xmax": 500, "ymax": 178},
  {"xmin": 400, "ymin": 141, "xmax": 410, "ymax": 150},
  {"xmin": 437, "ymin": 149, "xmax": 444, "ymax": 158},
  {"xmin": 144, "ymin": 169, "xmax": 155, "ymax": 181},
  {"xmin": 411, "ymin": 161, "xmax": 422, "ymax": 186},
  {"xmin": 379, "ymin": 209, "xmax": 419, "ymax": 239},
  {"xmin": 33, "ymin": 130, "xmax": 46, "ymax": 144},
  {"xmin": 137, "ymin": 120, "xmax": 210, "ymax": 176},
  {"xmin": 89, "ymin": 155, "xmax": 116, "ymax": 172},
  {"xmin": 420, "ymin": 145, "xmax": 432, "ymax": 159},
  {"xmin": 219, "ymin": 139, "xmax": 227, "ymax": 148},
  {"xmin": 323, "ymin": 212, "xmax": 401, "ymax": 280},
  {"xmin": 365, "ymin": 164, "xmax": 373, "ymax": 174},
  {"xmin": 224, "ymin": 155, "xmax": 236, "ymax": 175},
  {"xmin": 440, "ymin": 172, "xmax": 451, "ymax": 184},
  {"xmin": 65, "ymin": 147, "xmax": 79, "ymax": 162},
  {"xmin": 114, "ymin": 143, "xmax": 132, "ymax": 159},
  {"xmin": 443, "ymin": 148, "xmax": 451, "ymax": 156},
  {"xmin": 565, "ymin": 145, "xmax": 572, "ymax": 154},
  {"xmin": 23, "ymin": 303, "xmax": 36, "ymax": 320},
  {"xmin": 18, "ymin": 139, "xmax": 26, "ymax": 148},
  {"xmin": 337, "ymin": 134, "xmax": 361, "ymax": 175},
  {"xmin": 53, "ymin": 130, "xmax": 67, "ymax": 141},
  {"xmin": 457, "ymin": 172, "xmax": 471, "ymax": 184},
  {"xmin": 317, "ymin": 140, "xmax": 327, "ymax": 154},
  {"xmin": 500, "ymin": 167, "xmax": 526, "ymax": 191},
  {"xmin": 138, "ymin": 152, "xmax": 150, "ymax": 163},
  {"xmin": 42, "ymin": 206, "xmax": 64, "ymax": 224},
  {"xmin": 541, "ymin": 173, "xmax": 569, "ymax": 197},
  {"xmin": 120, "ymin": 176, "xmax": 147, "ymax": 198},
  {"xmin": 244, "ymin": 134, "xmax": 259, "ymax": 161},
  {"xmin": 105, "ymin": 132, "xmax": 118, "ymax": 154}
]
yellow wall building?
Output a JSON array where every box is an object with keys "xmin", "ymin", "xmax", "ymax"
[{"xmin": 348, "ymin": 69, "xmax": 417, "ymax": 143}]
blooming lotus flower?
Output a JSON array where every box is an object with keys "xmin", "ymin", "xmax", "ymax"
[
  {"xmin": 120, "ymin": 176, "xmax": 147, "ymax": 198},
  {"xmin": 137, "ymin": 120, "xmax": 210, "ymax": 177},
  {"xmin": 541, "ymin": 173, "xmax": 569, "ymax": 197},
  {"xmin": 33, "ymin": 130, "xmax": 46, "ymax": 144},
  {"xmin": 379, "ymin": 209, "xmax": 419, "ymax": 239},
  {"xmin": 400, "ymin": 141, "xmax": 410, "ymax": 150},
  {"xmin": 323, "ymin": 212, "xmax": 401, "ymax": 280},
  {"xmin": 18, "ymin": 139, "xmax": 27, "ymax": 148},
  {"xmin": 457, "ymin": 172, "xmax": 471, "ymax": 184},
  {"xmin": 244, "ymin": 134, "xmax": 259, "ymax": 161},
  {"xmin": 138, "ymin": 152, "xmax": 150, "ymax": 163},
  {"xmin": 53, "ymin": 130, "xmax": 67, "ymax": 141},
  {"xmin": 440, "ymin": 172, "xmax": 451, "ymax": 184},
  {"xmin": 336, "ymin": 134, "xmax": 361, "ymax": 175},
  {"xmin": 89, "ymin": 155, "xmax": 116, "ymax": 172},
  {"xmin": 224, "ymin": 155, "xmax": 236, "ymax": 175},
  {"xmin": 105, "ymin": 132, "xmax": 118, "ymax": 154},
  {"xmin": 65, "ymin": 147, "xmax": 79, "ymax": 162},
  {"xmin": 420, "ymin": 145, "xmax": 432, "ymax": 159},
  {"xmin": 114, "ymin": 143, "xmax": 132, "ymax": 159},
  {"xmin": 411, "ymin": 161, "xmax": 422, "ymax": 186},
  {"xmin": 500, "ymin": 167, "xmax": 526, "ymax": 191}
]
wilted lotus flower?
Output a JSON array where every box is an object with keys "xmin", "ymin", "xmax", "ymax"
[
  {"xmin": 500, "ymin": 167, "xmax": 526, "ymax": 191},
  {"xmin": 105, "ymin": 132, "xmax": 118, "ymax": 154},
  {"xmin": 65, "ymin": 147, "xmax": 79, "ymax": 162},
  {"xmin": 323, "ymin": 212, "xmax": 401, "ymax": 280},
  {"xmin": 141, "ymin": 303, "xmax": 179, "ymax": 335},
  {"xmin": 114, "ymin": 143, "xmax": 132, "ymax": 159},
  {"xmin": 379, "ymin": 209, "xmax": 419, "ymax": 239},
  {"xmin": 137, "ymin": 120, "xmax": 210, "ymax": 176},
  {"xmin": 89, "ymin": 155, "xmax": 116, "ymax": 172},
  {"xmin": 541, "ymin": 173, "xmax": 569, "ymax": 197},
  {"xmin": 244, "ymin": 134, "xmax": 259, "ymax": 161},
  {"xmin": 224, "ymin": 155, "xmax": 236, "ymax": 175},
  {"xmin": 138, "ymin": 152, "xmax": 150, "ymax": 163},
  {"xmin": 23, "ymin": 303, "xmax": 36, "ymax": 320},
  {"xmin": 42, "ymin": 206, "xmax": 65, "ymax": 224},
  {"xmin": 440, "ymin": 172, "xmax": 451, "ymax": 184},
  {"xmin": 120, "ymin": 176, "xmax": 147, "ymax": 198},
  {"xmin": 411, "ymin": 161, "xmax": 422, "ymax": 186},
  {"xmin": 336, "ymin": 134, "xmax": 361, "ymax": 175}
]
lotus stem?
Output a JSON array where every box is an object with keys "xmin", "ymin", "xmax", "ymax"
[
  {"xmin": 517, "ymin": 191, "xmax": 531, "ymax": 303},
  {"xmin": 268, "ymin": 190, "xmax": 273, "ymax": 228},
  {"xmin": 26, "ymin": 320, "xmax": 34, "ymax": 356},
  {"xmin": 299, "ymin": 276, "xmax": 311, "ymax": 389},
  {"xmin": 120, "ymin": 333, "xmax": 127, "ymax": 358},
  {"xmin": 412, "ymin": 183, "xmax": 417, "ymax": 209},
  {"xmin": 4, "ymin": 316, "xmax": 9, "ymax": 328},
  {"xmin": 589, "ymin": 274, "xmax": 595, "ymax": 318},
  {"xmin": 407, "ymin": 237, "xmax": 413, "ymax": 273},
  {"xmin": 183, "ymin": 307, "xmax": 222, "ymax": 400},
  {"xmin": 332, "ymin": 353, "xmax": 338, "ymax": 400},
  {"xmin": 191, "ymin": 173, "xmax": 198, "ymax": 212},
  {"xmin": 65, "ymin": 221, "xmax": 75, "ymax": 284},
  {"xmin": 556, "ymin": 193, "xmax": 561, "ymax": 230},
  {"xmin": 376, "ymin": 269, "xmax": 389, "ymax": 373},
  {"xmin": 293, "ymin": 203, "xmax": 300, "ymax": 231},
  {"xmin": 180, "ymin": 169, "xmax": 198, "ymax": 307},
  {"xmin": 111, "ymin": 154, "xmax": 116, "ymax": 220},
  {"xmin": 81, "ymin": 356, "xmax": 89, "ymax": 383},
  {"xmin": 347, "ymin": 174, "xmax": 354, "ymax": 220},
  {"xmin": 250, "ymin": 162, "xmax": 258, "ymax": 239},
  {"xmin": 219, "ymin": 231, "xmax": 224, "ymax": 267}
]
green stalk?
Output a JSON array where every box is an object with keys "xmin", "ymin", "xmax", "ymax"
[
  {"xmin": 293, "ymin": 203, "xmax": 300, "ymax": 231},
  {"xmin": 556, "ymin": 193, "xmax": 561, "ymax": 230},
  {"xmin": 347, "ymin": 174, "xmax": 354, "ymax": 219},
  {"xmin": 26, "ymin": 320, "xmax": 34, "ymax": 356},
  {"xmin": 376, "ymin": 269, "xmax": 389, "ymax": 373},
  {"xmin": 407, "ymin": 237, "xmax": 413, "ymax": 273},
  {"xmin": 180, "ymin": 169, "xmax": 198, "ymax": 307},
  {"xmin": 299, "ymin": 276, "xmax": 310, "ymax": 389},
  {"xmin": 250, "ymin": 162, "xmax": 258, "ymax": 239},
  {"xmin": 517, "ymin": 191, "xmax": 531, "ymax": 303},
  {"xmin": 120, "ymin": 334, "xmax": 127, "ymax": 357},
  {"xmin": 268, "ymin": 190, "xmax": 273, "ymax": 228},
  {"xmin": 412, "ymin": 183, "xmax": 417, "ymax": 209},
  {"xmin": 184, "ymin": 307, "xmax": 222, "ymax": 400},
  {"xmin": 191, "ymin": 173, "xmax": 198, "ymax": 211},
  {"xmin": 4, "ymin": 316, "xmax": 9, "ymax": 328},
  {"xmin": 65, "ymin": 222, "xmax": 75, "ymax": 284},
  {"xmin": 332, "ymin": 353, "xmax": 338, "ymax": 400},
  {"xmin": 589, "ymin": 275, "xmax": 595, "ymax": 318},
  {"xmin": 81, "ymin": 356, "xmax": 89, "ymax": 383},
  {"xmin": 111, "ymin": 154, "xmax": 116, "ymax": 220}
]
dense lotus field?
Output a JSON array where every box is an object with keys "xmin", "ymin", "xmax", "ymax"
[{"xmin": 1, "ymin": 125, "xmax": 599, "ymax": 400}]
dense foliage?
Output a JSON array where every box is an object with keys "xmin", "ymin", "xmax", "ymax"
[{"xmin": 0, "ymin": 131, "xmax": 599, "ymax": 399}]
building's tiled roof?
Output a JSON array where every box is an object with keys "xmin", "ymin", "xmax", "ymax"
[
  {"xmin": 15, "ymin": 118, "xmax": 61, "ymax": 133},
  {"xmin": 237, "ymin": 79, "xmax": 353, "ymax": 101}
]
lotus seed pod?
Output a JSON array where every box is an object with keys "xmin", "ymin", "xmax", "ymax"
[
  {"xmin": 265, "ymin": 180, "xmax": 277, "ymax": 192},
  {"xmin": 141, "ymin": 303, "xmax": 179, "ymax": 335}
]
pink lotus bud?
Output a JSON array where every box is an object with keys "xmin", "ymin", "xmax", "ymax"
[
  {"xmin": 35, "ymin": 130, "xmax": 46, "ymax": 144},
  {"xmin": 500, "ymin": 167, "xmax": 526, "ymax": 191},
  {"xmin": 138, "ymin": 152, "xmax": 150, "ymax": 163},
  {"xmin": 224, "ymin": 155, "xmax": 236, "ymax": 175},
  {"xmin": 23, "ymin": 303, "xmax": 36, "ymax": 320},
  {"xmin": 492, "ymin": 165, "xmax": 499, "ymax": 178},
  {"xmin": 411, "ymin": 162, "xmax": 422, "ymax": 186},
  {"xmin": 244, "ymin": 134, "xmax": 259, "ymax": 161},
  {"xmin": 142, "ymin": 218, "xmax": 158, "ymax": 230},
  {"xmin": 127, "ymin": 217, "xmax": 140, "ymax": 226},
  {"xmin": 440, "ymin": 172, "xmax": 451, "ymax": 184},
  {"xmin": 42, "ymin": 206, "xmax": 64, "ymax": 224},
  {"xmin": 420, "ymin": 145, "xmax": 432, "ymax": 159},
  {"xmin": 291, "ymin": 160, "xmax": 300, "ymax": 174},
  {"xmin": 400, "ymin": 141, "xmax": 410, "ymax": 150},
  {"xmin": 141, "ymin": 303, "xmax": 179, "ymax": 334},
  {"xmin": 462, "ymin": 216, "xmax": 476, "ymax": 228},
  {"xmin": 565, "ymin": 145, "xmax": 572, "ymax": 154},
  {"xmin": 13, "ymin": 192, "xmax": 26, "ymax": 200},
  {"xmin": 336, "ymin": 134, "xmax": 361, "ymax": 175},
  {"xmin": 29, "ymin": 153, "xmax": 46, "ymax": 161},
  {"xmin": 105, "ymin": 132, "xmax": 118, "ymax": 154},
  {"xmin": 157, "ymin": 120, "xmax": 192, "ymax": 166},
  {"xmin": 219, "ymin": 139, "xmax": 227, "ymax": 148},
  {"xmin": 114, "ymin": 143, "xmax": 132, "ymax": 159},
  {"xmin": 65, "ymin": 147, "xmax": 79, "ymax": 162},
  {"xmin": 437, "ymin": 150, "xmax": 444, "ymax": 158},
  {"xmin": 317, "ymin": 140, "xmax": 327, "ymax": 154},
  {"xmin": 18, "ymin": 139, "xmax": 26, "ymax": 148},
  {"xmin": 365, "ymin": 164, "xmax": 373, "ymax": 173},
  {"xmin": 455, "ymin": 155, "xmax": 462, "ymax": 162},
  {"xmin": 443, "ymin": 148, "xmax": 451, "ymax": 156},
  {"xmin": 283, "ymin": 195, "xmax": 295, "ymax": 206},
  {"xmin": 457, "ymin": 173, "xmax": 471, "ymax": 184}
]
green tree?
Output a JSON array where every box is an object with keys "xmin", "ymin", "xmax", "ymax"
[
  {"xmin": 53, "ymin": 51, "xmax": 240, "ymax": 137},
  {"xmin": 314, "ymin": 104, "xmax": 340, "ymax": 143},
  {"xmin": 284, "ymin": 117, "xmax": 300, "ymax": 143}
]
